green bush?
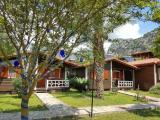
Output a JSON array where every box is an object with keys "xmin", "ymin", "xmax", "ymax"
[
  {"xmin": 149, "ymin": 83, "xmax": 160, "ymax": 95},
  {"xmin": 69, "ymin": 77, "xmax": 89, "ymax": 92},
  {"xmin": 12, "ymin": 78, "xmax": 22, "ymax": 97}
]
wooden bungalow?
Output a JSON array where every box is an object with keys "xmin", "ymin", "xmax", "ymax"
[
  {"xmin": 0, "ymin": 54, "xmax": 138, "ymax": 92},
  {"xmin": 0, "ymin": 55, "xmax": 21, "ymax": 92},
  {"xmin": 129, "ymin": 57, "xmax": 160, "ymax": 90},
  {"xmin": 2, "ymin": 50, "xmax": 159, "ymax": 92},
  {"xmin": 88, "ymin": 58, "xmax": 138, "ymax": 90},
  {"xmin": 36, "ymin": 60, "xmax": 87, "ymax": 91},
  {"xmin": 0, "ymin": 55, "xmax": 87, "ymax": 92}
]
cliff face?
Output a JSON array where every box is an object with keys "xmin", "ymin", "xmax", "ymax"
[{"xmin": 108, "ymin": 28, "xmax": 159, "ymax": 56}]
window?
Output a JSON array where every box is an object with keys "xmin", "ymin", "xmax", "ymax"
[
  {"xmin": 48, "ymin": 68, "xmax": 61, "ymax": 79},
  {"xmin": 8, "ymin": 69, "xmax": 16, "ymax": 78},
  {"xmin": 113, "ymin": 70, "xmax": 121, "ymax": 80},
  {"xmin": 53, "ymin": 69, "xmax": 61, "ymax": 78}
]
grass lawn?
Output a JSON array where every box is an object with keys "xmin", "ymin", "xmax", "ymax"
[
  {"xmin": 59, "ymin": 108, "xmax": 160, "ymax": 120},
  {"xmin": 52, "ymin": 89, "xmax": 145, "ymax": 108},
  {"xmin": 0, "ymin": 93, "xmax": 47, "ymax": 112},
  {"xmin": 128, "ymin": 90, "xmax": 160, "ymax": 98}
]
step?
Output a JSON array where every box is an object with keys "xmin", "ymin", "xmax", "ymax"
[
  {"xmin": 0, "ymin": 81, "xmax": 12, "ymax": 84},
  {"xmin": 0, "ymin": 79, "xmax": 12, "ymax": 82},
  {"xmin": 0, "ymin": 85, "xmax": 14, "ymax": 91}
]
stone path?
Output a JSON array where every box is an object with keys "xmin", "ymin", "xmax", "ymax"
[
  {"xmin": 1, "ymin": 92, "xmax": 160, "ymax": 120},
  {"xmin": 118, "ymin": 90, "xmax": 160, "ymax": 102}
]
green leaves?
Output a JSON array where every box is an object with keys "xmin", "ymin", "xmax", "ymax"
[{"xmin": 0, "ymin": 16, "xmax": 4, "ymax": 25}]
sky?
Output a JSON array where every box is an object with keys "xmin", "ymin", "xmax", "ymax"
[
  {"xmin": 109, "ymin": 21, "xmax": 159, "ymax": 39},
  {"xmin": 73, "ymin": 20, "xmax": 159, "ymax": 53}
]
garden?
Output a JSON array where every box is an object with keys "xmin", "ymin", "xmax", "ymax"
[
  {"xmin": 52, "ymin": 78, "xmax": 147, "ymax": 108},
  {"xmin": 128, "ymin": 83, "xmax": 160, "ymax": 98}
]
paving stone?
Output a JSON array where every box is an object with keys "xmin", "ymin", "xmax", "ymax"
[{"xmin": 118, "ymin": 90, "xmax": 160, "ymax": 102}]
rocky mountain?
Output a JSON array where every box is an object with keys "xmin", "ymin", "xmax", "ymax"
[{"xmin": 107, "ymin": 28, "xmax": 159, "ymax": 56}]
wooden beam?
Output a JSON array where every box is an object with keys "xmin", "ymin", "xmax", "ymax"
[
  {"xmin": 110, "ymin": 61, "xmax": 113, "ymax": 89},
  {"xmin": 154, "ymin": 64, "xmax": 157, "ymax": 85},
  {"xmin": 64, "ymin": 67, "xmax": 67, "ymax": 80},
  {"xmin": 85, "ymin": 67, "xmax": 88, "ymax": 79},
  {"xmin": 123, "ymin": 70, "xmax": 125, "ymax": 80},
  {"xmin": 132, "ymin": 70, "xmax": 135, "ymax": 89}
]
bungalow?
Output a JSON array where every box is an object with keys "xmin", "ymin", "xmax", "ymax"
[
  {"xmin": 129, "ymin": 51, "xmax": 160, "ymax": 90},
  {"xmin": 88, "ymin": 58, "xmax": 138, "ymax": 90},
  {"xmin": 0, "ymin": 55, "xmax": 138, "ymax": 92},
  {"xmin": 0, "ymin": 55, "xmax": 86, "ymax": 92},
  {"xmin": 1, "ymin": 51, "xmax": 158, "ymax": 92},
  {"xmin": 36, "ymin": 60, "xmax": 87, "ymax": 91}
]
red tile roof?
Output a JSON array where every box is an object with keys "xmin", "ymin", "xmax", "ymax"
[
  {"xmin": 129, "ymin": 58, "xmax": 160, "ymax": 66},
  {"xmin": 105, "ymin": 58, "xmax": 138, "ymax": 69}
]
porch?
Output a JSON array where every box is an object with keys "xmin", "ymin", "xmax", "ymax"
[
  {"xmin": 36, "ymin": 79, "xmax": 69, "ymax": 92},
  {"xmin": 117, "ymin": 80, "xmax": 133, "ymax": 88},
  {"xmin": 106, "ymin": 58, "xmax": 137, "ymax": 89},
  {"xmin": 36, "ymin": 64, "xmax": 86, "ymax": 91}
]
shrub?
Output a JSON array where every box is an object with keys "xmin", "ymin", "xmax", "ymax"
[
  {"xmin": 12, "ymin": 78, "xmax": 22, "ymax": 97},
  {"xmin": 69, "ymin": 77, "xmax": 89, "ymax": 92},
  {"xmin": 149, "ymin": 83, "xmax": 160, "ymax": 95}
]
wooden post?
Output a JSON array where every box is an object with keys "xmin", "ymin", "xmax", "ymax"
[
  {"xmin": 85, "ymin": 67, "xmax": 88, "ymax": 80},
  {"xmin": 123, "ymin": 70, "xmax": 125, "ymax": 80},
  {"xmin": 64, "ymin": 67, "xmax": 67, "ymax": 80},
  {"xmin": 154, "ymin": 64, "xmax": 157, "ymax": 85},
  {"xmin": 132, "ymin": 70, "xmax": 135, "ymax": 89},
  {"xmin": 45, "ymin": 79, "xmax": 48, "ymax": 90},
  {"xmin": 110, "ymin": 61, "xmax": 113, "ymax": 90}
]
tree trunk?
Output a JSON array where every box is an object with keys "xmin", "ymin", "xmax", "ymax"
[
  {"xmin": 21, "ymin": 84, "xmax": 29, "ymax": 120},
  {"xmin": 93, "ymin": 30, "xmax": 105, "ymax": 98}
]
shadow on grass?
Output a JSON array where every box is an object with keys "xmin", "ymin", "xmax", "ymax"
[
  {"xmin": 130, "ymin": 108, "xmax": 160, "ymax": 118},
  {"xmin": 0, "ymin": 100, "xmax": 47, "ymax": 113},
  {"xmin": 0, "ymin": 94, "xmax": 47, "ymax": 113},
  {"xmin": 0, "ymin": 94, "xmax": 19, "ymax": 99},
  {"xmin": 50, "ymin": 116, "xmax": 84, "ymax": 120}
]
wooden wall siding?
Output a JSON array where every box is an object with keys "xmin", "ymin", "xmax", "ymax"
[
  {"xmin": 53, "ymin": 69, "xmax": 61, "ymax": 79},
  {"xmin": 112, "ymin": 61, "xmax": 132, "ymax": 70},
  {"xmin": 135, "ymin": 65, "xmax": 154, "ymax": 90},
  {"xmin": 37, "ymin": 79, "xmax": 45, "ymax": 88},
  {"xmin": 89, "ymin": 69, "xmax": 124, "ymax": 81},
  {"xmin": 112, "ymin": 70, "xmax": 123, "ymax": 80},
  {"xmin": 133, "ymin": 52, "xmax": 154, "ymax": 59},
  {"xmin": 0, "ymin": 67, "xmax": 8, "ymax": 78},
  {"xmin": 37, "ymin": 68, "xmax": 64, "ymax": 88},
  {"xmin": 89, "ymin": 70, "xmax": 108, "ymax": 80},
  {"xmin": 0, "ymin": 78, "xmax": 14, "ymax": 92},
  {"xmin": 104, "ymin": 70, "xmax": 109, "ymax": 80},
  {"xmin": 61, "ymin": 67, "xmax": 65, "ymax": 79}
]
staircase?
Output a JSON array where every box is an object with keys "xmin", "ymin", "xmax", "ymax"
[
  {"xmin": 36, "ymin": 88, "xmax": 47, "ymax": 93},
  {"xmin": 0, "ymin": 78, "xmax": 14, "ymax": 92}
]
